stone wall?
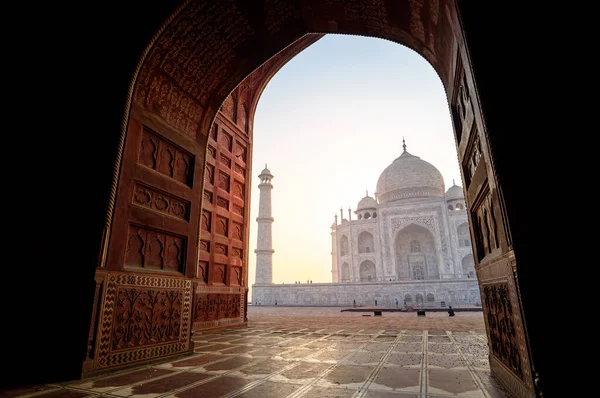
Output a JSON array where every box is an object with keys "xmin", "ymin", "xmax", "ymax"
[{"xmin": 252, "ymin": 280, "xmax": 481, "ymax": 307}]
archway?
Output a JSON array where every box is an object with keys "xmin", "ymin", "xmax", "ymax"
[
  {"xmin": 20, "ymin": 2, "xmax": 541, "ymax": 396},
  {"xmin": 462, "ymin": 253, "xmax": 476, "ymax": 278},
  {"xmin": 394, "ymin": 223, "xmax": 439, "ymax": 280},
  {"xmin": 357, "ymin": 231, "xmax": 375, "ymax": 254},
  {"xmin": 359, "ymin": 260, "xmax": 377, "ymax": 282},
  {"xmin": 341, "ymin": 262, "xmax": 351, "ymax": 283},
  {"xmin": 457, "ymin": 222, "xmax": 471, "ymax": 247},
  {"xmin": 340, "ymin": 235, "xmax": 349, "ymax": 256}
]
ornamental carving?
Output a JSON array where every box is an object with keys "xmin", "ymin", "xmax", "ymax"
[
  {"xmin": 133, "ymin": 183, "xmax": 190, "ymax": 221},
  {"xmin": 216, "ymin": 216, "xmax": 229, "ymax": 237},
  {"xmin": 233, "ymin": 204, "xmax": 244, "ymax": 216},
  {"xmin": 193, "ymin": 293, "xmax": 241, "ymax": 323},
  {"xmin": 391, "ymin": 216, "xmax": 436, "ymax": 235},
  {"xmin": 198, "ymin": 261, "xmax": 208, "ymax": 284},
  {"xmin": 232, "ymin": 247, "xmax": 242, "ymax": 259},
  {"xmin": 200, "ymin": 240, "xmax": 210, "ymax": 252},
  {"xmin": 232, "ymin": 222, "xmax": 243, "ymax": 240},
  {"xmin": 214, "ymin": 264, "xmax": 227, "ymax": 284},
  {"xmin": 218, "ymin": 171, "xmax": 230, "ymax": 192},
  {"xmin": 125, "ymin": 225, "xmax": 185, "ymax": 273},
  {"xmin": 112, "ymin": 287, "xmax": 182, "ymax": 350},
  {"xmin": 201, "ymin": 211, "xmax": 211, "ymax": 232},
  {"xmin": 220, "ymin": 132, "xmax": 233, "ymax": 152},
  {"xmin": 203, "ymin": 190, "xmax": 213, "ymax": 204},
  {"xmin": 205, "ymin": 164, "xmax": 214, "ymax": 185},
  {"xmin": 215, "ymin": 243, "xmax": 228, "ymax": 256},
  {"xmin": 217, "ymin": 196, "xmax": 229, "ymax": 209},
  {"xmin": 139, "ymin": 128, "xmax": 193, "ymax": 186},
  {"xmin": 207, "ymin": 145, "xmax": 216, "ymax": 159},
  {"xmin": 95, "ymin": 273, "xmax": 191, "ymax": 370},
  {"xmin": 220, "ymin": 154, "xmax": 232, "ymax": 168},
  {"xmin": 483, "ymin": 283, "xmax": 523, "ymax": 379},
  {"xmin": 211, "ymin": 124, "xmax": 218, "ymax": 141},
  {"xmin": 234, "ymin": 142, "xmax": 247, "ymax": 163},
  {"xmin": 233, "ymin": 181, "xmax": 244, "ymax": 199}
]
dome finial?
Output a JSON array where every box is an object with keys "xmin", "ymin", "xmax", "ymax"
[
  {"xmin": 366, "ymin": 189, "xmax": 368, "ymax": 197},
  {"xmin": 265, "ymin": 163, "xmax": 267, "ymax": 169},
  {"xmin": 402, "ymin": 137, "xmax": 406, "ymax": 152},
  {"xmin": 453, "ymin": 178, "xmax": 456, "ymax": 186}
]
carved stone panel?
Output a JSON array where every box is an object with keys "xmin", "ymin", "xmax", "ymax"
[
  {"xmin": 201, "ymin": 211, "xmax": 211, "ymax": 232},
  {"xmin": 221, "ymin": 95, "xmax": 235, "ymax": 121},
  {"xmin": 217, "ymin": 196, "xmax": 229, "ymax": 210},
  {"xmin": 139, "ymin": 127, "xmax": 193, "ymax": 186},
  {"xmin": 192, "ymin": 293, "xmax": 241, "ymax": 324},
  {"xmin": 207, "ymin": 145, "xmax": 216, "ymax": 159},
  {"xmin": 220, "ymin": 154, "xmax": 231, "ymax": 169},
  {"xmin": 237, "ymin": 102, "xmax": 247, "ymax": 133},
  {"xmin": 463, "ymin": 131, "xmax": 482, "ymax": 188},
  {"xmin": 203, "ymin": 190, "xmax": 213, "ymax": 205},
  {"xmin": 205, "ymin": 164, "xmax": 214, "ymax": 185},
  {"xmin": 231, "ymin": 266, "xmax": 243, "ymax": 286},
  {"xmin": 125, "ymin": 225, "xmax": 185, "ymax": 273},
  {"xmin": 132, "ymin": 183, "xmax": 190, "ymax": 221},
  {"xmin": 234, "ymin": 141, "xmax": 247, "ymax": 163},
  {"xmin": 232, "ymin": 180, "xmax": 244, "ymax": 199},
  {"xmin": 218, "ymin": 171, "xmax": 230, "ymax": 192},
  {"xmin": 232, "ymin": 222, "xmax": 243, "ymax": 241},
  {"xmin": 214, "ymin": 263, "xmax": 227, "ymax": 284},
  {"xmin": 219, "ymin": 131, "xmax": 232, "ymax": 152},
  {"xmin": 233, "ymin": 204, "xmax": 244, "ymax": 216},
  {"xmin": 216, "ymin": 216, "xmax": 229, "ymax": 237},
  {"xmin": 470, "ymin": 185, "xmax": 499, "ymax": 262},
  {"xmin": 200, "ymin": 240, "xmax": 210, "ymax": 252},
  {"xmin": 232, "ymin": 247, "xmax": 243, "ymax": 259},
  {"xmin": 210, "ymin": 124, "xmax": 218, "ymax": 141},
  {"xmin": 93, "ymin": 272, "xmax": 191, "ymax": 371},
  {"xmin": 198, "ymin": 261, "xmax": 208, "ymax": 284},
  {"xmin": 483, "ymin": 283, "xmax": 523, "ymax": 379},
  {"xmin": 215, "ymin": 243, "xmax": 228, "ymax": 256}
]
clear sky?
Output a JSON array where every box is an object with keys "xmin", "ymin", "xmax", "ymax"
[{"xmin": 247, "ymin": 34, "xmax": 460, "ymax": 295}]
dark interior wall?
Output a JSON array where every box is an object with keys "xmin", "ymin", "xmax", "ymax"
[
  {"xmin": 457, "ymin": 1, "xmax": 557, "ymax": 395},
  {"xmin": 6, "ymin": 1, "xmax": 185, "ymax": 386}
]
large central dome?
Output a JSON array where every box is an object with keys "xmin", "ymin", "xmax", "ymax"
[{"xmin": 376, "ymin": 149, "xmax": 445, "ymax": 204}]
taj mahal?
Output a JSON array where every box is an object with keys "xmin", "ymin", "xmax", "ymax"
[{"xmin": 252, "ymin": 140, "xmax": 481, "ymax": 307}]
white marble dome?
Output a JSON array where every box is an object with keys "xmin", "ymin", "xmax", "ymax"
[
  {"xmin": 357, "ymin": 195, "xmax": 377, "ymax": 210},
  {"xmin": 445, "ymin": 184, "xmax": 465, "ymax": 201},
  {"xmin": 376, "ymin": 150, "xmax": 445, "ymax": 204}
]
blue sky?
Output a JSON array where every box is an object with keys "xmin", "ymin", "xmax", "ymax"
[{"xmin": 248, "ymin": 34, "xmax": 460, "ymax": 290}]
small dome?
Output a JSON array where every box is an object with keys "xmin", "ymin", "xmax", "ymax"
[
  {"xmin": 376, "ymin": 150, "xmax": 445, "ymax": 204},
  {"xmin": 445, "ymin": 183, "xmax": 464, "ymax": 201},
  {"xmin": 258, "ymin": 164, "xmax": 273, "ymax": 177},
  {"xmin": 357, "ymin": 195, "xmax": 377, "ymax": 210}
]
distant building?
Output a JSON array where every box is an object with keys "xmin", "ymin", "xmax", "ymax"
[{"xmin": 252, "ymin": 140, "xmax": 480, "ymax": 307}]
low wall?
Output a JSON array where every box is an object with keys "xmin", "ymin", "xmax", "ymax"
[{"xmin": 252, "ymin": 279, "xmax": 481, "ymax": 307}]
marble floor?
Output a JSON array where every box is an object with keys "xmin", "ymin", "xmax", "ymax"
[{"xmin": 1, "ymin": 307, "xmax": 510, "ymax": 398}]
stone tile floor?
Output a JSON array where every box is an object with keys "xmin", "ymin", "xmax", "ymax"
[{"xmin": 1, "ymin": 307, "xmax": 510, "ymax": 398}]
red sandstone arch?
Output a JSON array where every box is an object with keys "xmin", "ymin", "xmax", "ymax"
[{"xmin": 81, "ymin": 1, "xmax": 538, "ymax": 396}]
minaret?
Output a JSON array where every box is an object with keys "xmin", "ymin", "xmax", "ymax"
[
  {"xmin": 331, "ymin": 217, "xmax": 338, "ymax": 283},
  {"xmin": 254, "ymin": 164, "xmax": 274, "ymax": 284}
]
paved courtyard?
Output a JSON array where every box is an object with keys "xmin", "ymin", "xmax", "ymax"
[{"xmin": 2, "ymin": 307, "xmax": 509, "ymax": 398}]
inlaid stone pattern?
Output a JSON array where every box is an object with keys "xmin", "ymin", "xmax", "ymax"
[
  {"xmin": 89, "ymin": 271, "xmax": 191, "ymax": 373},
  {"xmin": 28, "ymin": 307, "xmax": 509, "ymax": 398}
]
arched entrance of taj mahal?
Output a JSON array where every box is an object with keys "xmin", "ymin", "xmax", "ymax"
[{"xmin": 9, "ymin": 1, "xmax": 559, "ymax": 397}]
